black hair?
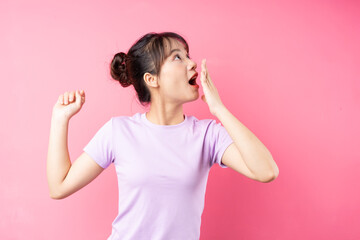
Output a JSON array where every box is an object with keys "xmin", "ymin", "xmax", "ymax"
[{"xmin": 110, "ymin": 32, "xmax": 189, "ymax": 106}]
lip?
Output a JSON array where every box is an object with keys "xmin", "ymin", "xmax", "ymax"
[
  {"xmin": 188, "ymin": 72, "xmax": 199, "ymax": 87},
  {"xmin": 191, "ymin": 83, "xmax": 199, "ymax": 89},
  {"xmin": 189, "ymin": 72, "xmax": 198, "ymax": 81}
]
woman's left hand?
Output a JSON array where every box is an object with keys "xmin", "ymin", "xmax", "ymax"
[{"xmin": 200, "ymin": 59, "xmax": 225, "ymax": 116}]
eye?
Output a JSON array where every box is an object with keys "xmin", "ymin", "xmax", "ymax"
[
  {"xmin": 187, "ymin": 55, "xmax": 191, "ymax": 59},
  {"xmin": 174, "ymin": 54, "xmax": 181, "ymax": 60}
]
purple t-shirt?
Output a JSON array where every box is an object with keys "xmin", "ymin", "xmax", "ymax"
[{"xmin": 83, "ymin": 112, "xmax": 233, "ymax": 240}]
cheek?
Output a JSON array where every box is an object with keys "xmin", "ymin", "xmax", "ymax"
[
  {"xmin": 165, "ymin": 70, "xmax": 185, "ymax": 86},
  {"xmin": 162, "ymin": 78, "xmax": 186, "ymax": 96},
  {"xmin": 159, "ymin": 65, "xmax": 187, "ymax": 91}
]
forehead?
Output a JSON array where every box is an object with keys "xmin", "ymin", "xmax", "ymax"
[{"xmin": 164, "ymin": 38, "xmax": 187, "ymax": 54}]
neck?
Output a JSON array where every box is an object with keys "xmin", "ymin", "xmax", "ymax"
[{"xmin": 146, "ymin": 101, "xmax": 185, "ymax": 126}]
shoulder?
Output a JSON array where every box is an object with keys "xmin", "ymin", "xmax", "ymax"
[
  {"xmin": 186, "ymin": 115, "xmax": 218, "ymax": 133},
  {"xmin": 187, "ymin": 114, "xmax": 214, "ymax": 125},
  {"xmin": 109, "ymin": 113, "xmax": 144, "ymax": 132},
  {"xmin": 111, "ymin": 112, "xmax": 142, "ymax": 124},
  {"xmin": 191, "ymin": 115, "xmax": 219, "ymax": 126}
]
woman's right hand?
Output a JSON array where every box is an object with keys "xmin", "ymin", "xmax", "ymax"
[{"xmin": 52, "ymin": 90, "xmax": 86, "ymax": 121}]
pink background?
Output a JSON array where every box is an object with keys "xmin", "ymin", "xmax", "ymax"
[{"xmin": 1, "ymin": 0, "xmax": 359, "ymax": 239}]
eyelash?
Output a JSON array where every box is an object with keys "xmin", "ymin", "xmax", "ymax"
[{"xmin": 175, "ymin": 54, "xmax": 191, "ymax": 60}]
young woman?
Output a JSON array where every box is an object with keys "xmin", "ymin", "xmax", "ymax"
[{"xmin": 47, "ymin": 32, "xmax": 279, "ymax": 239}]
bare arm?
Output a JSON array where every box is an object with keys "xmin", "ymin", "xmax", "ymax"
[
  {"xmin": 199, "ymin": 59, "xmax": 279, "ymax": 182},
  {"xmin": 216, "ymin": 107, "xmax": 279, "ymax": 182},
  {"xmin": 47, "ymin": 90, "xmax": 104, "ymax": 199}
]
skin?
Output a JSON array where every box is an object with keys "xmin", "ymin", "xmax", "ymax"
[
  {"xmin": 47, "ymin": 90, "xmax": 103, "ymax": 199},
  {"xmin": 47, "ymin": 38, "xmax": 279, "ymax": 199},
  {"xmin": 143, "ymin": 38, "xmax": 211, "ymax": 125}
]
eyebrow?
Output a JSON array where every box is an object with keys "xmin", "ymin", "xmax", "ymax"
[{"xmin": 169, "ymin": 48, "xmax": 187, "ymax": 55}]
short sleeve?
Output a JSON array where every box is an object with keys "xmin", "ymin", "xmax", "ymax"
[
  {"xmin": 83, "ymin": 118, "xmax": 114, "ymax": 169},
  {"xmin": 207, "ymin": 120, "xmax": 234, "ymax": 168}
]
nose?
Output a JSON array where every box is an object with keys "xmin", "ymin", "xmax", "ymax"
[{"xmin": 188, "ymin": 59, "xmax": 197, "ymax": 71}]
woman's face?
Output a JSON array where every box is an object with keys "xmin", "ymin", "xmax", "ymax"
[{"xmin": 156, "ymin": 38, "xmax": 199, "ymax": 104}]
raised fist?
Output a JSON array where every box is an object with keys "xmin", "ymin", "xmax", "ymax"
[{"xmin": 52, "ymin": 90, "xmax": 86, "ymax": 121}]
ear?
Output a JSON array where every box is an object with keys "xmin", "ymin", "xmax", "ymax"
[{"xmin": 143, "ymin": 72, "xmax": 159, "ymax": 88}]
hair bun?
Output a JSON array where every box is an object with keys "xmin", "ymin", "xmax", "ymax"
[{"xmin": 110, "ymin": 52, "xmax": 132, "ymax": 87}]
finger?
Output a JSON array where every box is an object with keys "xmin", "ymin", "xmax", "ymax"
[
  {"xmin": 206, "ymin": 71, "xmax": 214, "ymax": 87},
  {"xmin": 200, "ymin": 70, "xmax": 208, "ymax": 85},
  {"xmin": 201, "ymin": 69, "xmax": 210, "ymax": 88},
  {"xmin": 202, "ymin": 59, "xmax": 206, "ymax": 72},
  {"xmin": 203, "ymin": 60, "xmax": 209, "ymax": 78},
  {"xmin": 63, "ymin": 91, "xmax": 69, "ymax": 104},
  {"xmin": 69, "ymin": 91, "xmax": 75, "ymax": 103},
  {"xmin": 203, "ymin": 59, "xmax": 215, "ymax": 87},
  {"xmin": 202, "ymin": 60, "xmax": 208, "ymax": 79},
  {"xmin": 75, "ymin": 90, "xmax": 82, "ymax": 106},
  {"xmin": 58, "ymin": 94, "xmax": 64, "ymax": 104},
  {"xmin": 204, "ymin": 59, "xmax": 208, "ymax": 73},
  {"xmin": 201, "ymin": 60, "xmax": 206, "ymax": 78},
  {"xmin": 201, "ymin": 94, "xmax": 207, "ymax": 103},
  {"xmin": 80, "ymin": 89, "xmax": 86, "ymax": 103}
]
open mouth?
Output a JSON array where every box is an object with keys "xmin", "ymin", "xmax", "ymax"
[
  {"xmin": 188, "ymin": 73, "xmax": 198, "ymax": 85},
  {"xmin": 188, "ymin": 78, "xmax": 196, "ymax": 85}
]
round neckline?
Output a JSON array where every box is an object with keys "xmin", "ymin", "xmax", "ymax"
[{"xmin": 141, "ymin": 112, "xmax": 188, "ymax": 129}]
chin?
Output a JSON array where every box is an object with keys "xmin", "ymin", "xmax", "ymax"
[{"xmin": 186, "ymin": 93, "xmax": 200, "ymax": 103}]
